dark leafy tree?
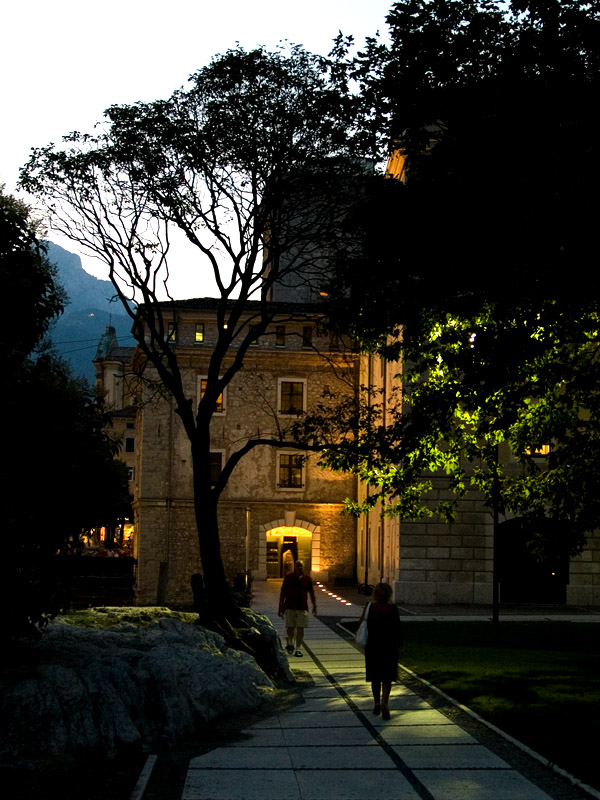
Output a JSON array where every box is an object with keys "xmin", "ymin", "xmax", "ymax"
[
  {"xmin": 0, "ymin": 189, "xmax": 66, "ymax": 371},
  {"xmin": 0, "ymin": 189, "xmax": 132, "ymax": 639},
  {"xmin": 21, "ymin": 45, "xmax": 366, "ymax": 628},
  {"xmin": 320, "ymin": 1, "xmax": 600, "ymax": 619}
]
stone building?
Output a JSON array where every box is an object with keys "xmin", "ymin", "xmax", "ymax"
[
  {"xmin": 93, "ymin": 325, "xmax": 136, "ymax": 547},
  {"xmin": 357, "ymin": 351, "xmax": 600, "ymax": 607},
  {"xmin": 96, "ymin": 300, "xmax": 359, "ymax": 606},
  {"xmin": 95, "ymin": 312, "xmax": 600, "ymax": 608}
]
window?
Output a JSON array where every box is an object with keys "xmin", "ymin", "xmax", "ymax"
[
  {"xmin": 278, "ymin": 453, "xmax": 305, "ymax": 489},
  {"xmin": 199, "ymin": 377, "xmax": 225, "ymax": 414},
  {"xmin": 195, "ymin": 323, "xmax": 205, "ymax": 343},
  {"xmin": 302, "ymin": 326, "xmax": 313, "ymax": 348},
  {"xmin": 278, "ymin": 379, "xmax": 306, "ymax": 415},
  {"xmin": 167, "ymin": 322, "xmax": 177, "ymax": 342},
  {"xmin": 126, "ymin": 422, "xmax": 135, "ymax": 430},
  {"xmin": 210, "ymin": 452, "xmax": 223, "ymax": 485},
  {"xmin": 127, "ymin": 466, "xmax": 135, "ymax": 481},
  {"xmin": 125, "ymin": 437, "xmax": 135, "ymax": 453},
  {"xmin": 525, "ymin": 444, "xmax": 551, "ymax": 458},
  {"xmin": 276, "ymin": 325, "xmax": 286, "ymax": 347}
]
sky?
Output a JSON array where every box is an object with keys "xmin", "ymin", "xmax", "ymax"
[{"xmin": 2, "ymin": 0, "xmax": 393, "ymax": 297}]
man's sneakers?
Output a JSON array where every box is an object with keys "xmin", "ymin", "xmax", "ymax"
[
  {"xmin": 294, "ymin": 650, "xmax": 303, "ymax": 657},
  {"xmin": 285, "ymin": 644, "xmax": 294, "ymax": 654}
]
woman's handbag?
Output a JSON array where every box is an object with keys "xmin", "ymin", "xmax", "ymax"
[{"xmin": 355, "ymin": 603, "xmax": 370, "ymax": 648}]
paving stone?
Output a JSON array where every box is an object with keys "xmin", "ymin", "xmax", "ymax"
[
  {"xmin": 371, "ymin": 708, "xmax": 454, "ymax": 727},
  {"xmin": 286, "ymin": 744, "xmax": 396, "ymax": 769},
  {"xmin": 277, "ymin": 710, "xmax": 364, "ymax": 728},
  {"xmin": 182, "ymin": 769, "xmax": 300, "ymax": 800},
  {"xmin": 413, "ymin": 769, "xmax": 553, "ymax": 799},
  {"xmin": 189, "ymin": 747, "xmax": 293, "ymax": 769},
  {"xmin": 294, "ymin": 768, "xmax": 421, "ymax": 799},
  {"xmin": 354, "ymin": 694, "xmax": 430, "ymax": 712},
  {"xmin": 393, "ymin": 743, "xmax": 511, "ymax": 769},
  {"xmin": 380, "ymin": 725, "xmax": 477, "ymax": 745},
  {"xmin": 227, "ymin": 729, "xmax": 287, "ymax": 747},
  {"xmin": 282, "ymin": 727, "xmax": 376, "ymax": 746},
  {"xmin": 285, "ymin": 698, "xmax": 349, "ymax": 712}
]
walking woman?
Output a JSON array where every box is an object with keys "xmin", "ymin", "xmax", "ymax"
[{"xmin": 361, "ymin": 582, "xmax": 403, "ymax": 720}]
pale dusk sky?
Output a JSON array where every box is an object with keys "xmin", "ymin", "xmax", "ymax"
[{"xmin": 2, "ymin": 0, "xmax": 393, "ymax": 295}]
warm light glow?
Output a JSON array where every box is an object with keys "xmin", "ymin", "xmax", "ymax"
[
  {"xmin": 385, "ymin": 148, "xmax": 407, "ymax": 182},
  {"xmin": 525, "ymin": 444, "xmax": 551, "ymax": 457},
  {"xmin": 268, "ymin": 525, "xmax": 313, "ymax": 539}
]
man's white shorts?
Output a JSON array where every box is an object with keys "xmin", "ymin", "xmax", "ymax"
[{"xmin": 284, "ymin": 609, "xmax": 309, "ymax": 628}]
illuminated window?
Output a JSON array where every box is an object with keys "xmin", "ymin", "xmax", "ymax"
[
  {"xmin": 278, "ymin": 453, "xmax": 305, "ymax": 489},
  {"xmin": 199, "ymin": 377, "xmax": 225, "ymax": 414},
  {"xmin": 276, "ymin": 325, "xmax": 286, "ymax": 347},
  {"xmin": 195, "ymin": 323, "xmax": 205, "ymax": 343},
  {"xmin": 167, "ymin": 322, "xmax": 177, "ymax": 342},
  {"xmin": 526, "ymin": 444, "xmax": 551, "ymax": 458},
  {"xmin": 278, "ymin": 379, "xmax": 306, "ymax": 415}
]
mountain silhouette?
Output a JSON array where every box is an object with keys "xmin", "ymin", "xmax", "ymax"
[{"xmin": 46, "ymin": 242, "xmax": 134, "ymax": 383}]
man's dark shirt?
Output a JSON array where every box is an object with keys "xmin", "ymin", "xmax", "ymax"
[{"xmin": 280, "ymin": 572, "xmax": 315, "ymax": 612}]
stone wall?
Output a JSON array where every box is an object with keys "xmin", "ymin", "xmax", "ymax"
[
  {"xmin": 394, "ymin": 479, "xmax": 600, "ymax": 607},
  {"xmin": 395, "ymin": 485, "xmax": 494, "ymax": 605},
  {"xmin": 132, "ymin": 314, "xmax": 359, "ymax": 608},
  {"xmin": 134, "ymin": 499, "xmax": 357, "ymax": 607},
  {"xmin": 568, "ymin": 527, "xmax": 600, "ymax": 605}
]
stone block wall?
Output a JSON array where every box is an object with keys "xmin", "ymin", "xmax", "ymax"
[
  {"xmin": 394, "ymin": 487, "xmax": 494, "ymax": 605},
  {"xmin": 134, "ymin": 498, "xmax": 356, "ymax": 607},
  {"xmin": 567, "ymin": 528, "xmax": 600, "ymax": 606}
]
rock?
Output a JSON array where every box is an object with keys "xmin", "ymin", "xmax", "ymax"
[
  {"xmin": 0, "ymin": 609, "xmax": 283, "ymax": 766},
  {"xmin": 238, "ymin": 608, "xmax": 295, "ymax": 684}
]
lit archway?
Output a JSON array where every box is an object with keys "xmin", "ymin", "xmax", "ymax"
[{"xmin": 258, "ymin": 514, "xmax": 321, "ymax": 579}]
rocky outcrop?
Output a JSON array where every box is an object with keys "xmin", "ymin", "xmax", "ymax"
[{"xmin": 0, "ymin": 608, "xmax": 293, "ymax": 765}]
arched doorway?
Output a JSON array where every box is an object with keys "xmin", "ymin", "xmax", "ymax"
[
  {"xmin": 258, "ymin": 514, "xmax": 321, "ymax": 580},
  {"xmin": 266, "ymin": 525, "xmax": 313, "ymax": 578}
]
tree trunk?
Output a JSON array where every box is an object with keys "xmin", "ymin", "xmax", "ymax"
[{"xmin": 191, "ymin": 438, "xmax": 241, "ymax": 628}]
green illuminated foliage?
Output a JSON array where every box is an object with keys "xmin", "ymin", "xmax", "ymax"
[{"xmin": 318, "ymin": 0, "xmax": 600, "ymax": 560}]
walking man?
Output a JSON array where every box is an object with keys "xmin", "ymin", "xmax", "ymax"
[{"xmin": 278, "ymin": 559, "xmax": 317, "ymax": 657}]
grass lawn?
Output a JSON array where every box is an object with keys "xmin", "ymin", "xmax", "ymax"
[{"xmin": 398, "ymin": 621, "xmax": 600, "ymax": 791}]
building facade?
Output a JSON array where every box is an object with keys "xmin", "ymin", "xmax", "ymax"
[
  {"xmin": 356, "ymin": 350, "xmax": 600, "ymax": 607},
  {"xmin": 96, "ymin": 301, "xmax": 359, "ymax": 607},
  {"xmin": 95, "ymin": 314, "xmax": 600, "ymax": 608}
]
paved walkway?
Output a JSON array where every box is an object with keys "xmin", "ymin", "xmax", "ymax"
[{"xmin": 179, "ymin": 581, "xmax": 592, "ymax": 800}]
